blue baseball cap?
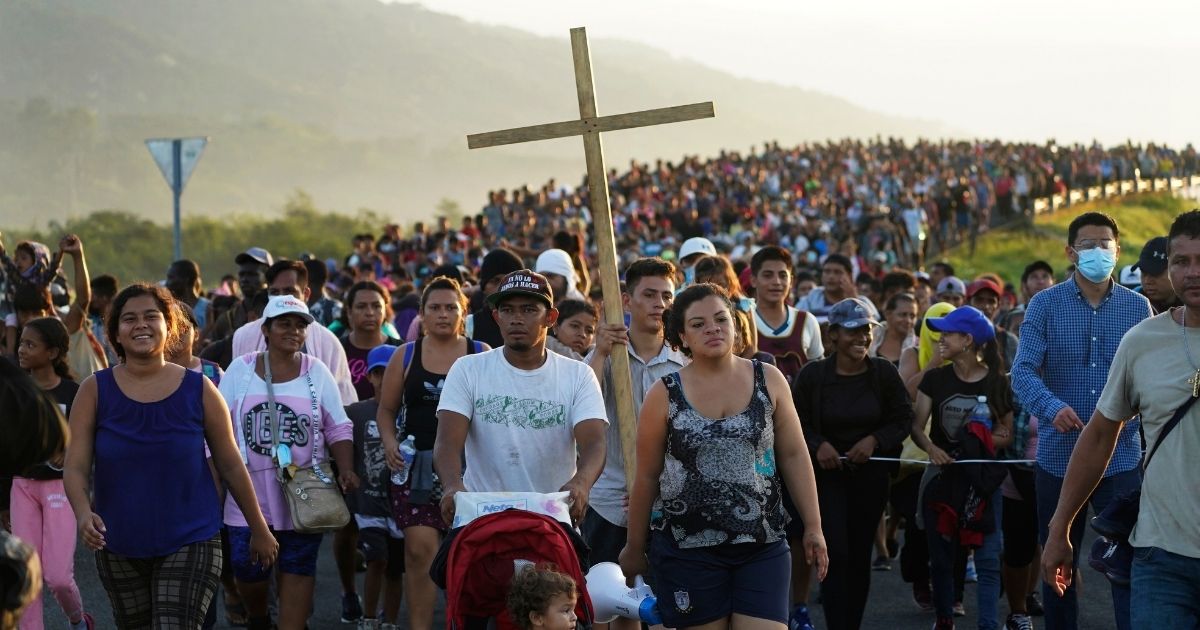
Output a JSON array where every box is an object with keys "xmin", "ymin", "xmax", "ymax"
[
  {"xmin": 827, "ymin": 297, "xmax": 880, "ymax": 329},
  {"xmin": 925, "ymin": 305, "xmax": 996, "ymax": 344},
  {"xmin": 366, "ymin": 344, "xmax": 398, "ymax": 374}
]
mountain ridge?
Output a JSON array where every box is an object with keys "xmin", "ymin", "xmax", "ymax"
[{"xmin": 0, "ymin": 0, "xmax": 954, "ymax": 226}]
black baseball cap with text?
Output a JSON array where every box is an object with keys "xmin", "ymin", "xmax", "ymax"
[{"xmin": 486, "ymin": 269, "xmax": 554, "ymax": 309}]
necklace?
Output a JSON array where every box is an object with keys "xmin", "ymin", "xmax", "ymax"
[{"xmin": 1182, "ymin": 306, "xmax": 1200, "ymax": 397}]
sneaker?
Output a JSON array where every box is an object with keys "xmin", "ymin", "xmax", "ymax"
[
  {"xmin": 873, "ymin": 556, "xmax": 892, "ymax": 571},
  {"xmin": 788, "ymin": 604, "xmax": 815, "ymax": 630},
  {"xmin": 1091, "ymin": 491, "xmax": 1139, "ymax": 541},
  {"xmin": 341, "ymin": 593, "xmax": 364, "ymax": 623},
  {"xmin": 913, "ymin": 582, "xmax": 934, "ymax": 612},
  {"xmin": 934, "ymin": 617, "xmax": 955, "ymax": 630},
  {"xmin": 1088, "ymin": 536, "xmax": 1132, "ymax": 586},
  {"xmin": 1026, "ymin": 592, "xmax": 1044, "ymax": 616},
  {"xmin": 1005, "ymin": 613, "xmax": 1034, "ymax": 630},
  {"xmin": 953, "ymin": 601, "xmax": 966, "ymax": 617},
  {"xmin": 965, "ymin": 555, "xmax": 978, "ymax": 583},
  {"xmin": 357, "ymin": 620, "xmax": 380, "ymax": 630}
]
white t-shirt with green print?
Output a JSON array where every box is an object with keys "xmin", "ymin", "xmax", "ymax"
[{"xmin": 438, "ymin": 347, "xmax": 608, "ymax": 494}]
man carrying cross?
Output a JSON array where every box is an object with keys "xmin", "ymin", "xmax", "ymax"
[{"xmin": 467, "ymin": 27, "xmax": 715, "ymax": 519}]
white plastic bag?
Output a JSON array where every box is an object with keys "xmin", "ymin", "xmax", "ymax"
[{"xmin": 451, "ymin": 491, "xmax": 572, "ymax": 529}]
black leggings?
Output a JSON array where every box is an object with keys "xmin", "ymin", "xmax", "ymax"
[
  {"xmin": 1002, "ymin": 467, "xmax": 1039, "ymax": 567},
  {"xmin": 816, "ymin": 463, "xmax": 890, "ymax": 630}
]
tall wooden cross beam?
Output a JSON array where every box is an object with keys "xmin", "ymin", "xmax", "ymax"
[{"xmin": 468, "ymin": 27, "xmax": 715, "ymax": 493}]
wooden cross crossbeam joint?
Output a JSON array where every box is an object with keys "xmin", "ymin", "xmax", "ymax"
[
  {"xmin": 465, "ymin": 27, "xmax": 715, "ymax": 495},
  {"xmin": 467, "ymin": 102, "xmax": 715, "ymax": 149}
]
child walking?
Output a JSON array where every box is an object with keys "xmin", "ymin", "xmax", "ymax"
[
  {"xmin": 345, "ymin": 344, "xmax": 406, "ymax": 630},
  {"xmin": 8, "ymin": 317, "xmax": 94, "ymax": 629}
]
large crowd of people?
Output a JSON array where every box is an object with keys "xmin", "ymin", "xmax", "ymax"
[{"xmin": 1, "ymin": 136, "xmax": 1199, "ymax": 630}]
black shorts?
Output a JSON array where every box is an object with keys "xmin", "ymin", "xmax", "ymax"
[
  {"xmin": 357, "ymin": 526, "xmax": 406, "ymax": 579},
  {"xmin": 580, "ymin": 506, "xmax": 626, "ymax": 565},
  {"xmin": 648, "ymin": 533, "xmax": 791, "ymax": 626}
]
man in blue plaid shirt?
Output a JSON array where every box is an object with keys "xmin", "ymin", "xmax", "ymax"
[{"xmin": 1011, "ymin": 212, "xmax": 1152, "ymax": 630}]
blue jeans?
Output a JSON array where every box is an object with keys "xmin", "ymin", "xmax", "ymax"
[
  {"xmin": 926, "ymin": 488, "xmax": 1003, "ymax": 629},
  {"xmin": 1130, "ymin": 546, "xmax": 1200, "ymax": 628},
  {"xmin": 1035, "ymin": 465, "xmax": 1141, "ymax": 630}
]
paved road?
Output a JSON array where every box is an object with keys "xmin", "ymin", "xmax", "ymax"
[{"xmin": 44, "ymin": 530, "xmax": 1117, "ymax": 629}]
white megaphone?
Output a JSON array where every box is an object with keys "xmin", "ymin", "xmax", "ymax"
[{"xmin": 585, "ymin": 562, "xmax": 662, "ymax": 625}]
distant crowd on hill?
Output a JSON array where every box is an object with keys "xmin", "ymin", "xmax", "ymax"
[{"xmin": 319, "ymin": 138, "xmax": 1193, "ymax": 295}]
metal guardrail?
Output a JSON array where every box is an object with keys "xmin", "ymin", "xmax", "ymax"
[{"xmin": 1032, "ymin": 174, "xmax": 1200, "ymax": 214}]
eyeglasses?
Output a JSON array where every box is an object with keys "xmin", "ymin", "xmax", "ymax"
[{"xmin": 1074, "ymin": 239, "xmax": 1116, "ymax": 251}]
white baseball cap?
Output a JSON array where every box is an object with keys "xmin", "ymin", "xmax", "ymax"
[
  {"xmin": 1118, "ymin": 265, "xmax": 1141, "ymax": 288},
  {"xmin": 263, "ymin": 295, "xmax": 314, "ymax": 324},
  {"xmin": 678, "ymin": 237, "xmax": 717, "ymax": 262}
]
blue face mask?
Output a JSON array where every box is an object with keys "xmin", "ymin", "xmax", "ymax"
[
  {"xmin": 683, "ymin": 266, "xmax": 696, "ymax": 286},
  {"xmin": 1075, "ymin": 247, "xmax": 1116, "ymax": 283}
]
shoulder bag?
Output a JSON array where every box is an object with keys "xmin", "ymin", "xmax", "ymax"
[{"xmin": 262, "ymin": 353, "xmax": 350, "ymax": 534}]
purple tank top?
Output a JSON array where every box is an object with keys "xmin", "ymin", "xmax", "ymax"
[{"xmin": 93, "ymin": 368, "xmax": 221, "ymax": 558}]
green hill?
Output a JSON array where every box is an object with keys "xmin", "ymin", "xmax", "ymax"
[
  {"xmin": 945, "ymin": 193, "xmax": 1197, "ymax": 285},
  {"xmin": 0, "ymin": 0, "xmax": 954, "ymax": 227}
]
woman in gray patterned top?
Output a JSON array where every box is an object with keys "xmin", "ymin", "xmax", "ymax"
[{"xmin": 619, "ymin": 283, "xmax": 827, "ymax": 629}]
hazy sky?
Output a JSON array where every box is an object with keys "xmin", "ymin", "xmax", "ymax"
[{"xmin": 405, "ymin": 0, "xmax": 1198, "ymax": 147}]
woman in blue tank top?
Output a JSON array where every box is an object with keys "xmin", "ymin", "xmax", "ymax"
[
  {"xmin": 63, "ymin": 283, "xmax": 277, "ymax": 629},
  {"xmin": 619, "ymin": 283, "xmax": 828, "ymax": 629}
]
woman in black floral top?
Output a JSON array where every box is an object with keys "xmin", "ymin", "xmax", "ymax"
[{"xmin": 619, "ymin": 284, "xmax": 827, "ymax": 628}]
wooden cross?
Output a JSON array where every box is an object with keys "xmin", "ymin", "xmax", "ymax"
[{"xmin": 468, "ymin": 27, "xmax": 715, "ymax": 492}]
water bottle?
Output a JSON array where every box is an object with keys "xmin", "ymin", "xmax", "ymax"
[
  {"xmin": 968, "ymin": 395, "xmax": 992, "ymax": 431},
  {"xmin": 391, "ymin": 435, "xmax": 416, "ymax": 486}
]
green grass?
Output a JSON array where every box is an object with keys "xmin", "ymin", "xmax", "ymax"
[{"xmin": 943, "ymin": 193, "xmax": 1197, "ymax": 285}]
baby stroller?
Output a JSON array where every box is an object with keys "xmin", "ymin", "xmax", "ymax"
[{"xmin": 432, "ymin": 507, "xmax": 594, "ymax": 630}]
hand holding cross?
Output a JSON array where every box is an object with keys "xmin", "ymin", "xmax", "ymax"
[{"xmin": 467, "ymin": 28, "xmax": 715, "ymax": 492}]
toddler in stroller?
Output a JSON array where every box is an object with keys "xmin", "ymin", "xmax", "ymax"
[{"xmin": 431, "ymin": 504, "xmax": 594, "ymax": 630}]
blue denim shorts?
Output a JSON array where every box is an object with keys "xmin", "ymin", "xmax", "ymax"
[
  {"xmin": 648, "ymin": 533, "xmax": 790, "ymax": 626},
  {"xmin": 227, "ymin": 526, "xmax": 323, "ymax": 582}
]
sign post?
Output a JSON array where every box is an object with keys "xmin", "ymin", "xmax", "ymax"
[
  {"xmin": 467, "ymin": 28, "xmax": 714, "ymax": 493},
  {"xmin": 145, "ymin": 137, "xmax": 208, "ymax": 261}
]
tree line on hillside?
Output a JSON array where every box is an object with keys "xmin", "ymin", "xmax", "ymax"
[{"xmin": 3, "ymin": 191, "xmax": 402, "ymax": 286}]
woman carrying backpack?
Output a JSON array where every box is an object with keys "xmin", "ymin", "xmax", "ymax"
[{"xmin": 375, "ymin": 276, "xmax": 489, "ymax": 630}]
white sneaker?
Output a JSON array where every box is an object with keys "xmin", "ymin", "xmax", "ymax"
[{"xmin": 357, "ymin": 619, "xmax": 381, "ymax": 630}]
